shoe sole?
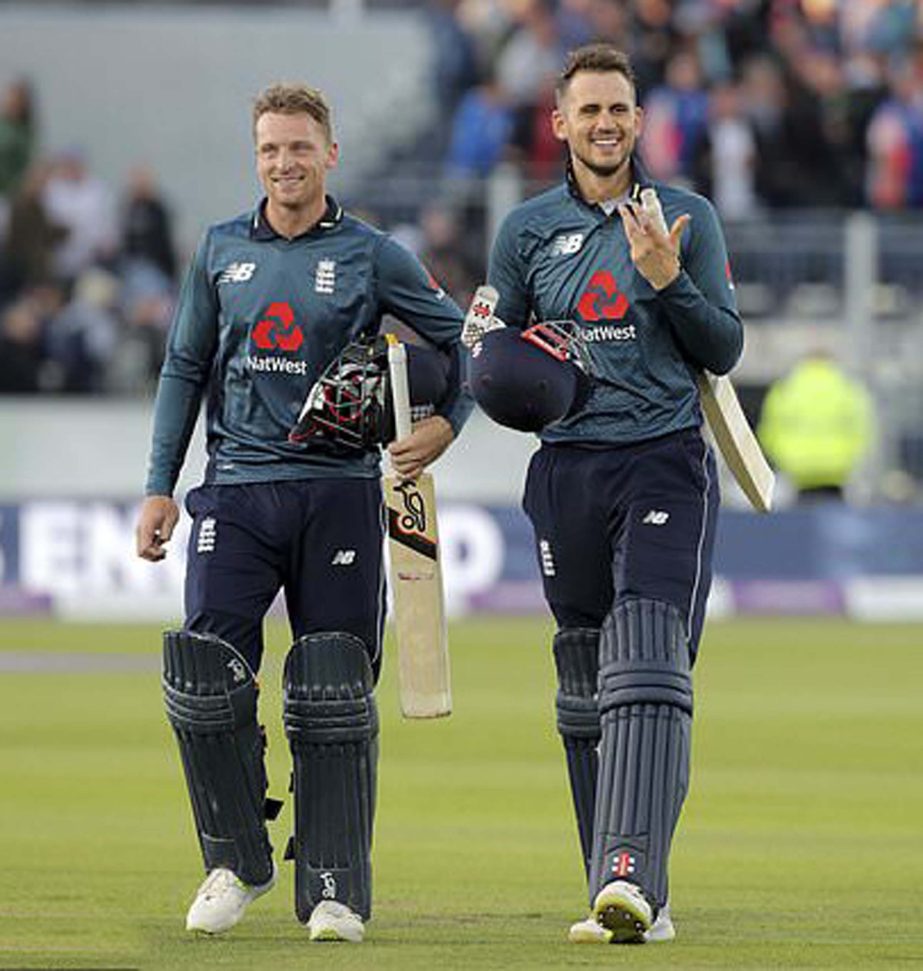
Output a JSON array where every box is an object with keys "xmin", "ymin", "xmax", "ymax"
[
  {"xmin": 309, "ymin": 925, "xmax": 363, "ymax": 943},
  {"xmin": 593, "ymin": 887, "xmax": 651, "ymax": 944}
]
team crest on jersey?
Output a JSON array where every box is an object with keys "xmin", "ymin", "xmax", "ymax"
[
  {"xmin": 218, "ymin": 261, "xmax": 256, "ymax": 284},
  {"xmin": 551, "ymin": 233, "xmax": 584, "ymax": 256},
  {"xmin": 314, "ymin": 259, "xmax": 336, "ymax": 294}
]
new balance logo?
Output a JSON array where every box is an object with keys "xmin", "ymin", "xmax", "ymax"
[
  {"xmin": 218, "ymin": 262, "xmax": 256, "ymax": 284},
  {"xmin": 551, "ymin": 232, "xmax": 584, "ymax": 256},
  {"xmin": 315, "ymin": 259, "xmax": 336, "ymax": 294},
  {"xmin": 642, "ymin": 510, "xmax": 670, "ymax": 526},
  {"xmin": 197, "ymin": 517, "xmax": 216, "ymax": 553},
  {"xmin": 539, "ymin": 539, "xmax": 556, "ymax": 577},
  {"xmin": 332, "ymin": 549, "xmax": 356, "ymax": 566}
]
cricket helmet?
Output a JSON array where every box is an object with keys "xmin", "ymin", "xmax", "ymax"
[
  {"xmin": 289, "ymin": 335, "xmax": 449, "ymax": 449},
  {"xmin": 469, "ymin": 323, "xmax": 591, "ymax": 433}
]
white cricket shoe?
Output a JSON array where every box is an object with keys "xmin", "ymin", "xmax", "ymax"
[
  {"xmin": 591, "ymin": 880, "xmax": 653, "ymax": 944},
  {"xmin": 645, "ymin": 901, "xmax": 676, "ymax": 942},
  {"xmin": 185, "ymin": 864, "xmax": 276, "ymax": 934},
  {"xmin": 568, "ymin": 916, "xmax": 613, "ymax": 944},
  {"xmin": 569, "ymin": 899, "xmax": 675, "ymax": 944},
  {"xmin": 307, "ymin": 900, "xmax": 365, "ymax": 943}
]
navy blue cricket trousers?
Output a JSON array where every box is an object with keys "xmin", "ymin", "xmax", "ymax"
[
  {"xmin": 183, "ymin": 479, "xmax": 386, "ymax": 677},
  {"xmin": 522, "ymin": 428, "xmax": 719, "ymax": 658}
]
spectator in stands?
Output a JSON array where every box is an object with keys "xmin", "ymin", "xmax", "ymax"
[
  {"xmin": 0, "ymin": 78, "xmax": 35, "ymax": 201},
  {"xmin": 518, "ymin": 74, "xmax": 565, "ymax": 182},
  {"xmin": 757, "ymin": 351, "xmax": 875, "ymax": 502},
  {"xmin": 739, "ymin": 53, "xmax": 835, "ymax": 208},
  {"xmin": 865, "ymin": 55, "xmax": 923, "ymax": 210},
  {"xmin": 584, "ymin": 0, "xmax": 629, "ymax": 48},
  {"xmin": 42, "ymin": 147, "xmax": 117, "ymax": 286},
  {"xmin": 121, "ymin": 165, "xmax": 178, "ymax": 282},
  {"xmin": 1, "ymin": 161, "xmax": 67, "ymax": 300},
  {"xmin": 108, "ymin": 265, "xmax": 173, "ymax": 394},
  {"xmin": 0, "ymin": 296, "xmax": 44, "ymax": 393},
  {"xmin": 496, "ymin": 0, "xmax": 566, "ymax": 124},
  {"xmin": 694, "ymin": 81, "xmax": 758, "ymax": 222},
  {"xmin": 627, "ymin": 0, "xmax": 679, "ymax": 97},
  {"xmin": 107, "ymin": 292, "xmax": 171, "ymax": 395},
  {"xmin": 428, "ymin": 0, "xmax": 479, "ymax": 120},
  {"xmin": 445, "ymin": 69, "xmax": 514, "ymax": 178},
  {"xmin": 45, "ymin": 267, "xmax": 119, "ymax": 394},
  {"xmin": 640, "ymin": 48, "xmax": 710, "ymax": 186}
]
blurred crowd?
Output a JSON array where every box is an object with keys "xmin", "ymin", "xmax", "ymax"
[
  {"xmin": 433, "ymin": 0, "xmax": 923, "ymax": 208},
  {"xmin": 3, "ymin": 0, "xmax": 923, "ymax": 396},
  {"xmin": 419, "ymin": 0, "xmax": 923, "ymax": 302},
  {"xmin": 0, "ymin": 78, "xmax": 177, "ymax": 395}
]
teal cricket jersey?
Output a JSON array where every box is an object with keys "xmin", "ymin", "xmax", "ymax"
[
  {"xmin": 145, "ymin": 197, "xmax": 472, "ymax": 496},
  {"xmin": 487, "ymin": 168, "xmax": 743, "ymax": 446}
]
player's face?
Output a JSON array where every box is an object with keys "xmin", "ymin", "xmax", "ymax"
[
  {"xmin": 552, "ymin": 70, "xmax": 642, "ymax": 181},
  {"xmin": 255, "ymin": 111, "xmax": 338, "ymax": 212}
]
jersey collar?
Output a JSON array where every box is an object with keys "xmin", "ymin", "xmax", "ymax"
[
  {"xmin": 250, "ymin": 195, "xmax": 344, "ymax": 240},
  {"xmin": 564, "ymin": 155, "xmax": 656, "ymax": 212}
]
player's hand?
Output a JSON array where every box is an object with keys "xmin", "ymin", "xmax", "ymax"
[
  {"xmin": 618, "ymin": 200, "xmax": 690, "ymax": 291},
  {"xmin": 388, "ymin": 415, "xmax": 454, "ymax": 480},
  {"xmin": 136, "ymin": 495, "xmax": 180, "ymax": 562}
]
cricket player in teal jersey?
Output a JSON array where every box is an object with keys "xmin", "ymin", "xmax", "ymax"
[
  {"xmin": 484, "ymin": 44, "xmax": 743, "ymax": 944},
  {"xmin": 135, "ymin": 83, "xmax": 471, "ymax": 943}
]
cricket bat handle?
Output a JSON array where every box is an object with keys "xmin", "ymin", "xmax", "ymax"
[{"xmin": 386, "ymin": 336, "xmax": 412, "ymax": 442}]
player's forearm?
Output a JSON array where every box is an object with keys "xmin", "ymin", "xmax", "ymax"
[
  {"xmin": 144, "ymin": 372, "xmax": 205, "ymax": 496},
  {"xmin": 657, "ymin": 272, "xmax": 743, "ymax": 374}
]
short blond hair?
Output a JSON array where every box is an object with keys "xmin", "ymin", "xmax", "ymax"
[{"xmin": 252, "ymin": 83, "xmax": 334, "ymax": 142}]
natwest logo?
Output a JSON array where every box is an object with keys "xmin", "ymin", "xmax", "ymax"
[
  {"xmin": 251, "ymin": 301, "xmax": 303, "ymax": 352},
  {"xmin": 577, "ymin": 270, "xmax": 629, "ymax": 322}
]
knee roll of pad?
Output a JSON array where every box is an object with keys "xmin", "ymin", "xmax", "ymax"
[
  {"xmin": 553, "ymin": 627, "xmax": 601, "ymax": 741},
  {"xmin": 162, "ymin": 630, "xmax": 275, "ymax": 886},
  {"xmin": 283, "ymin": 632, "xmax": 378, "ymax": 921},
  {"xmin": 592, "ymin": 599, "xmax": 692, "ymax": 910},
  {"xmin": 553, "ymin": 628, "xmax": 601, "ymax": 879},
  {"xmin": 598, "ymin": 600, "xmax": 692, "ymax": 716}
]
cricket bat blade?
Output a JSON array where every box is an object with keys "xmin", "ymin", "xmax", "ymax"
[
  {"xmin": 385, "ymin": 335, "xmax": 451, "ymax": 718},
  {"xmin": 384, "ymin": 473, "xmax": 451, "ymax": 718},
  {"xmin": 698, "ymin": 372, "xmax": 774, "ymax": 512}
]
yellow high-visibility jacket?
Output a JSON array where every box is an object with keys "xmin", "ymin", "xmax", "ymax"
[{"xmin": 757, "ymin": 358, "xmax": 873, "ymax": 491}]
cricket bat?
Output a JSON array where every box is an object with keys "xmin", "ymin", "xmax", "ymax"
[
  {"xmin": 383, "ymin": 336, "xmax": 451, "ymax": 718},
  {"xmin": 640, "ymin": 188, "xmax": 775, "ymax": 512}
]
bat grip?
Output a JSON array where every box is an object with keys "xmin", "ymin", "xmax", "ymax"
[{"xmin": 387, "ymin": 340, "xmax": 412, "ymax": 442}]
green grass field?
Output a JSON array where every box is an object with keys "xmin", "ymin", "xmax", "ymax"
[{"xmin": 1, "ymin": 616, "xmax": 922, "ymax": 969}]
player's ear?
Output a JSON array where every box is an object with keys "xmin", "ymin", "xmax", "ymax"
[
  {"xmin": 633, "ymin": 105, "xmax": 644, "ymax": 139},
  {"xmin": 551, "ymin": 108, "xmax": 568, "ymax": 144},
  {"xmin": 325, "ymin": 141, "xmax": 339, "ymax": 171}
]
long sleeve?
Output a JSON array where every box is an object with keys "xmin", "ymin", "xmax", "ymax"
[
  {"xmin": 144, "ymin": 232, "xmax": 218, "ymax": 495},
  {"xmin": 657, "ymin": 196, "xmax": 743, "ymax": 375},
  {"xmin": 376, "ymin": 235, "xmax": 474, "ymax": 436}
]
